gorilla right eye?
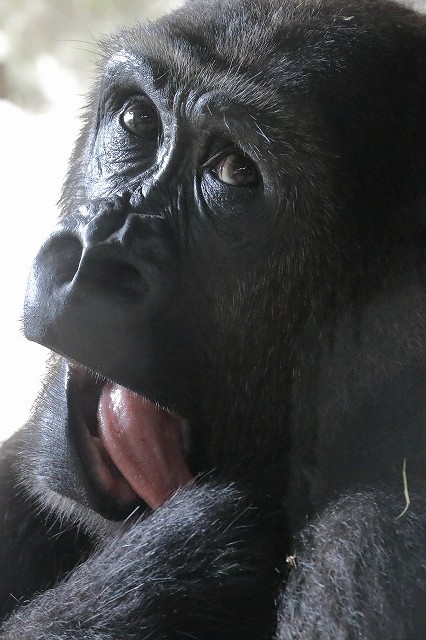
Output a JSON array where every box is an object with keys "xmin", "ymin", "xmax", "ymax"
[
  {"xmin": 211, "ymin": 153, "xmax": 260, "ymax": 187},
  {"xmin": 120, "ymin": 100, "xmax": 159, "ymax": 137}
]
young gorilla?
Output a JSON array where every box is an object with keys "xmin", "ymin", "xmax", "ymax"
[{"xmin": 0, "ymin": 0, "xmax": 425, "ymax": 637}]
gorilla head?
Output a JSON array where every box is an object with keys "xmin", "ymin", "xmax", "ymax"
[{"xmin": 23, "ymin": 0, "xmax": 425, "ymax": 528}]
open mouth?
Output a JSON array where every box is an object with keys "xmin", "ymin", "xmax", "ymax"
[{"xmin": 67, "ymin": 363, "xmax": 193, "ymax": 511}]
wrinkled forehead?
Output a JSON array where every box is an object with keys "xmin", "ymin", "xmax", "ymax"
[
  {"xmin": 96, "ymin": 10, "xmax": 336, "ymax": 152},
  {"xmin": 100, "ymin": 35, "xmax": 284, "ymax": 121},
  {"xmin": 97, "ymin": 1, "xmax": 359, "ymax": 119}
]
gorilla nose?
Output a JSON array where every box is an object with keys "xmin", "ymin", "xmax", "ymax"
[
  {"xmin": 23, "ymin": 202, "xmax": 175, "ymax": 383},
  {"xmin": 80, "ymin": 209, "xmax": 173, "ymax": 299}
]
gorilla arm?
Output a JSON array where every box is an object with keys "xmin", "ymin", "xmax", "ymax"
[
  {"xmin": 0, "ymin": 435, "xmax": 89, "ymax": 621},
  {"xmin": 0, "ymin": 484, "xmax": 285, "ymax": 640}
]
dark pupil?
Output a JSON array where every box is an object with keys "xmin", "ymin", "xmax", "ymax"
[
  {"xmin": 230, "ymin": 155, "xmax": 256, "ymax": 183},
  {"xmin": 123, "ymin": 104, "xmax": 156, "ymax": 134},
  {"xmin": 233, "ymin": 158, "xmax": 253, "ymax": 176}
]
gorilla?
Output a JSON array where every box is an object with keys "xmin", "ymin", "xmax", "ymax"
[{"xmin": 0, "ymin": 0, "xmax": 425, "ymax": 638}]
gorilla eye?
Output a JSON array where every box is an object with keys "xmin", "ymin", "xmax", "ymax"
[
  {"xmin": 211, "ymin": 153, "xmax": 259, "ymax": 187},
  {"xmin": 120, "ymin": 101, "xmax": 159, "ymax": 137}
]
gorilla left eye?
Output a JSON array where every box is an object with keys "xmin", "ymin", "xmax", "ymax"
[
  {"xmin": 211, "ymin": 153, "xmax": 260, "ymax": 187},
  {"xmin": 120, "ymin": 101, "xmax": 159, "ymax": 136}
]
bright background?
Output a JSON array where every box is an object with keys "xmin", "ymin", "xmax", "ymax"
[{"xmin": 0, "ymin": 0, "xmax": 424, "ymax": 441}]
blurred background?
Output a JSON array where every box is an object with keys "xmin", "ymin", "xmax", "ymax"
[{"xmin": 0, "ymin": 0, "xmax": 424, "ymax": 441}]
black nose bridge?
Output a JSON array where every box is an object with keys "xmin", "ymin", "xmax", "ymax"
[
  {"xmin": 80, "ymin": 190, "xmax": 174, "ymax": 249},
  {"xmin": 80, "ymin": 192, "xmax": 134, "ymax": 246},
  {"xmin": 81, "ymin": 207, "xmax": 172, "ymax": 266},
  {"xmin": 83, "ymin": 207, "xmax": 128, "ymax": 246}
]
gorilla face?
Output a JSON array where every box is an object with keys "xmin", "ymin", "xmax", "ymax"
[{"xmin": 23, "ymin": 0, "xmax": 425, "ymax": 521}]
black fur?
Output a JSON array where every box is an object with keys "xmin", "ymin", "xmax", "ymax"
[{"xmin": 0, "ymin": 0, "xmax": 425, "ymax": 638}]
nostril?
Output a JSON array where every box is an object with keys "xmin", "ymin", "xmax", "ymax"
[
  {"xmin": 45, "ymin": 234, "xmax": 83, "ymax": 285},
  {"xmin": 78, "ymin": 258, "xmax": 147, "ymax": 300}
]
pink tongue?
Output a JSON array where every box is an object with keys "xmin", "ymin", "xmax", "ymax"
[{"xmin": 97, "ymin": 384, "xmax": 193, "ymax": 509}]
